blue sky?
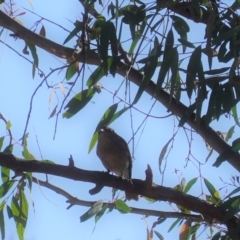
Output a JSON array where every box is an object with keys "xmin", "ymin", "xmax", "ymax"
[{"xmin": 0, "ymin": 0, "xmax": 239, "ymax": 239}]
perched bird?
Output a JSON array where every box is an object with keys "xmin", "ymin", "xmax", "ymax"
[{"xmin": 97, "ymin": 126, "xmax": 138, "ymax": 201}]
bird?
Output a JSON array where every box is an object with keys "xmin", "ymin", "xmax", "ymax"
[{"xmin": 96, "ymin": 126, "xmax": 139, "ymax": 201}]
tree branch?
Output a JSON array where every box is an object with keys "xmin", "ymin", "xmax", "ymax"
[
  {"xmin": 0, "ymin": 152, "xmax": 235, "ymax": 226},
  {"xmin": 32, "ymin": 176, "xmax": 211, "ymax": 223},
  {"xmin": 1, "ymin": 10, "xmax": 238, "ymax": 172}
]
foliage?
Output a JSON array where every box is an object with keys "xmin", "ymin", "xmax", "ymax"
[{"xmin": 0, "ymin": 0, "xmax": 240, "ymax": 239}]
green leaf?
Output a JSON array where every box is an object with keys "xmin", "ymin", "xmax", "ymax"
[
  {"xmin": 6, "ymin": 120, "xmax": 11, "ymax": 130},
  {"xmin": 133, "ymin": 37, "xmax": 162, "ymax": 104},
  {"xmin": 0, "ymin": 180, "xmax": 15, "ymax": 198},
  {"xmin": 63, "ymin": 21, "xmax": 82, "ymax": 45},
  {"xmin": 213, "ymin": 150, "xmax": 233, "ymax": 167},
  {"xmin": 232, "ymin": 138, "xmax": 240, "ymax": 152},
  {"xmin": 169, "ymin": 48, "xmax": 179, "ymax": 101},
  {"xmin": 154, "ymin": 230, "xmax": 164, "ymax": 240},
  {"xmin": 156, "ymin": 47, "xmax": 177, "ymax": 93},
  {"xmin": 88, "ymin": 103, "xmax": 118, "ymax": 153},
  {"xmin": 184, "ymin": 178, "xmax": 197, "ymax": 193},
  {"xmin": 178, "ymin": 38, "xmax": 195, "ymax": 49},
  {"xmin": 66, "ymin": 62, "xmax": 78, "ymax": 80},
  {"xmin": 3, "ymin": 144, "xmax": 13, "ymax": 153},
  {"xmin": 11, "ymin": 194, "xmax": 27, "ymax": 240},
  {"xmin": 203, "ymin": 178, "xmax": 221, "ymax": 204},
  {"xmin": 165, "ymin": 29, "xmax": 174, "ymax": 53},
  {"xmin": 1, "ymin": 167, "xmax": 10, "ymax": 183},
  {"xmin": 115, "ymin": 199, "xmax": 131, "ymax": 213},
  {"xmin": 63, "ymin": 88, "xmax": 96, "ymax": 118},
  {"xmin": 185, "ymin": 46, "xmax": 201, "ymax": 98},
  {"xmin": 0, "ymin": 137, "xmax": 4, "ymax": 151},
  {"xmin": 212, "ymin": 26, "xmax": 240, "ymax": 46},
  {"xmin": 129, "ymin": 19, "xmax": 146, "ymax": 54},
  {"xmin": 26, "ymin": 172, "xmax": 32, "ymax": 191},
  {"xmin": 27, "ymin": 44, "xmax": 38, "ymax": 79},
  {"xmin": 80, "ymin": 200, "xmax": 103, "ymax": 222},
  {"xmin": 168, "ymin": 218, "xmax": 182, "ymax": 232},
  {"xmin": 220, "ymin": 196, "xmax": 240, "ymax": 221},
  {"xmin": 86, "ymin": 58, "xmax": 113, "ymax": 88},
  {"xmin": 224, "ymin": 187, "xmax": 240, "ymax": 199},
  {"xmin": 225, "ymin": 126, "xmax": 235, "ymax": 142},
  {"xmin": 172, "ymin": 21, "xmax": 187, "ymax": 53},
  {"xmin": 159, "ymin": 138, "xmax": 172, "ymax": 174},
  {"xmin": 0, "ymin": 201, "xmax": 5, "ymax": 240},
  {"xmin": 20, "ymin": 191, "xmax": 28, "ymax": 220},
  {"xmin": 99, "ymin": 21, "xmax": 111, "ymax": 63},
  {"xmin": 231, "ymin": 105, "xmax": 240, "ymax": 126},
  {"xmin": 170, "ymin": 15, "xmax": 190, "ymax": 32},
  {"xmin": 95, "ymin": 203, "xmax": 108, "ymax": 223}
]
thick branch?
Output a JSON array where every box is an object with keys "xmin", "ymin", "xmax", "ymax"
[
  {"xmin": 0, "ymin": 11, "xmax": 239, "ymax": 173},
  {"xmin": 0, "ymin": 152, "xmax": 234, "ymax": 225}
]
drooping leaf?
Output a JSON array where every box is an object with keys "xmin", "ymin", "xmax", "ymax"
[
  {"xmin": 27, "ymin": 44, "xmax": 38, "ymax": 79},
  {"xmin": 184, "ymin": 178, "xmax": 198, "ymax": 193},
  {"xmin": 0, "ymin": 180, "xmax": 15, "ymax": 198},
  {"xmin": 232, "ymin": 138, "xmax": 240, "ymax": 152},
  {"xmin": 178, "ymin": 38, "xmax": 195, "ymax": 49},
  {"xmin": 0, "ymin": 200, "xmax": 5, "ymax": 240},
  {"xmin": 11, "ymin": 194, "xmax": 28, "ymax": 240},
  {"xmin": 63, "ymin": 88, "xmax": 96, "ymax": 118},
  {"xmin": 225, "ymin": 126, "xmax": 235, "ymax": 142},
  {"xmin": 86, "ymin": 58, "xmax": 113, "ymax": 88},
  {"xmin": 115, "ymin": 199, "xmax": 131, "ymax": 213},
  {"xmin": 66, "ymin": 62, "xmax": 79, "ymax": 80},
  {"xmin": 159, "ymin": 138, "xmax": 172, "ymax": 174},
  {"xmin": 80, "ymin": 200, "xmax": 103, "ymax": 222},
  {"xmin": 95, "ymin": 203, "xmax": 108, "ymax": 223},
  {"xmin": 63, "ymin": 21, "xmax": 83, "ymax": 45},
  {"xmin": 224, "ymin": 187, "xmax": 240, "ymax": 199},
  {"xmin": 220, "ymin": 196, "xmax": 240, "ymax": 221},
  {"xmin": 212, "ymin": 26, "xmax": 240, "ymax": 46},
  {"xmin": 169, "ymin": 48, "xmax": 179, "ymax": 102},
  {"xmin": 1, "ymin": 166, "xmax": 10, "ymax": 183},
  {"xmin": 0, "ymin": 137, "xmax": 4, "ymax": 151},
  {"xmin": 133, "ymin": 38, "xmax": 162, "ymax": 104},
  {"xmin": 185, "ymin": 46, "xmax": 202, "ymax": 98},
  {"xmin": 156, "ymin": 47, "xmax": 177, "ymax": 94},
  {"xmin": 154, "ymin": 230, "xmax": 164, "ymax": 240},
  {"xmin": 168, "ymin": 218, "xmax": 182, "ymax": 232},
  {"xmin": 213, "ymin": 150, "xmax": 234, "ymax": 167},
  {"xmin": 232, "ymin": 105, "xmax": 240, "ymax": 126},
  {"xmin": 179, "ymin": 220, "xmax": 191, "ymax": 240},
  {"xmin": 203, "ymin": 178, "xmax": 221, "ymax": 204}
]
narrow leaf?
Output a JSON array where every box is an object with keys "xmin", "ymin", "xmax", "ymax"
[
  {"xmin": 115, "ymin": 199, "xmax": 131, "ymax": 213},
  {"xmin": 184, "ymin": 178, "xmax": 197, "ymax": 193},
  {"xmin": 185, "ymin": 46, "xmax": 201, "ymax": 98},
  {"xmin": 63, "ymin": 88, "xmax": 95, "ymax": 118},
  {"xmin": 203, "ymin": 178, "xmax": 221, "ymax": 203},
  {"xmin": 66, "ymin": 62, "xmax": 79, "ymax": 80},
  {"xmin": 80, "ymin": 200, "xmax": 103, "ymax": 222},
  {"xmin": 159, "ymin": 138, "xmax": 172, "ymax": 174}
]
